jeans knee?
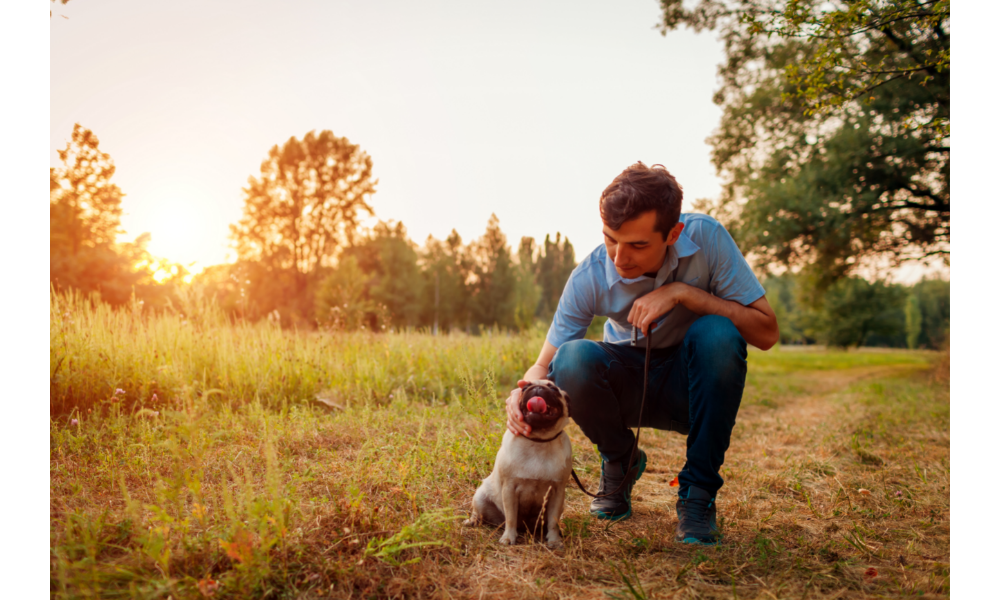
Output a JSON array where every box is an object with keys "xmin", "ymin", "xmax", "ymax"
[
  {"xmin": 549, "ymin": 340, "xmax": 609, "ymax": 394},
  {"xmin": 550, "ymin": 340, "xmax": 606, "ymax": 380},
  {"xmin": 684, "ymin": 315, "xmax": 747, "ymax": 364}
]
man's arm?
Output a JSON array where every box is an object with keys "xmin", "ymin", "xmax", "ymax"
[
  {"xmin": 628, "ymin": 284, "xmax": 780, "ymax": 350},
  {"xmin": 505, "ymin": 340, "xmax": 559, "ymax": 436}
]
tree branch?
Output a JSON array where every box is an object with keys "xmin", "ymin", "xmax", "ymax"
[{"xmin": 876, "ymin": 22, "xmax": 940, "ymax": 78}]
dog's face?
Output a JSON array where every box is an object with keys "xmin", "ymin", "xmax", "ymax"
[{"xmin": 519, "ymin": 380, "xmax": 571, "ymax": 437}]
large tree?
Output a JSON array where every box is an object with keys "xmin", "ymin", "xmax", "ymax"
[
  {"xmin": 50, "ymin": 124, "xmax": 176, "ymax": 306},
  {"xmin": 662, "ymin": 0, "xmax": 949, "ymax": 291},
  {"xmin": 230, "ymin": 130, "xmax": 376, "ymax": 322}
]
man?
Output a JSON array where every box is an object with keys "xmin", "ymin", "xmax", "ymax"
[{"xmin": 506, "ymin": 162, "xmax": 779, "ymax": 546}]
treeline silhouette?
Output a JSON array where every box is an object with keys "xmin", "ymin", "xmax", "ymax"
[
  {"xmin": 50, "ymin": 125, "xmax": 576, "ymax": 332},
  {"xmin": 50, "ymin": 124, "xmax": 948, "ymax": 347}
]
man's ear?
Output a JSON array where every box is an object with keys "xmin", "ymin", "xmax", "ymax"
[{"xmin": 665, "ymin": 222, "xmax": 685, "ymax": 245}]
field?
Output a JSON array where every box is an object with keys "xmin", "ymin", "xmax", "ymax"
[{"xmin": 50, "ymin": 292, "xmax": 950, "ymax": 599}]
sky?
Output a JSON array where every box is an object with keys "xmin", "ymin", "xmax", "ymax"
[
  {"xmin": 49, "ymin": 0, "xmax": 729, "ymax": 269},
  {"xmin": 49, "ymin": 0, "xmax": 944, "ymax": 282}
]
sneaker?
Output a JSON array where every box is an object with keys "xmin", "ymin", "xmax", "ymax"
[
  {"xmin": 590, "ymin": 449, "xmax": 647, "ymax": 521},
  {"xmin": 675, "ymin": 485, "xmax": 721, "ymax": 545}
]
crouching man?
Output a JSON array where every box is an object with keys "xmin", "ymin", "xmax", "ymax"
[{"xmin": 506, "ymin": 162, "xmax": 779, "ymax": 546}]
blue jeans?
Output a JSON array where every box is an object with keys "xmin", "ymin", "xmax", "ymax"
[{"xmin": 548, "ymin": 315, "xmax": 747, "ymax": 497}]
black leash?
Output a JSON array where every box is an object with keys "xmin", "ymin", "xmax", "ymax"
[{"xmin": 570, "ymin": 324, "xmax": 652, "ymax": 499}]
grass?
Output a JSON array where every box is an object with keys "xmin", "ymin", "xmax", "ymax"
[{"xmin": 50, "ymin": 292, "xmax": 950, "ymax": 598}]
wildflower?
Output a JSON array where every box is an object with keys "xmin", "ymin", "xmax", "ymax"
[
  {"xmin": 151, "ymin": 393, "xmax": 159, "ymax": 402},
  {"xmin": 70, "ymin": 418, "xmax": 78, "ymax": 426},
  {"xmin": 115, "ymin": 388, "xmax": 125, "ymax": 396},
  {"xmin": 895, "ymin": 490, "xmax": 903, "ymax": 498},
  {"xmin": 197, "ymin": 578, "xmax": 220, "ymax": 598},
  {"xmin": 864, "ymin": 567, "xmax": 878, "ymax": 578},
  {"xmin": 389, "ymin": 394, "xmax": 394, "ymax": 399}
]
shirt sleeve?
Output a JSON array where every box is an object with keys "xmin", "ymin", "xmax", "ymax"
[
  {"xmin": 706, "ymin": 221, "xmax": 767, "ymax": 306},
  {"xmin": 545, "ymin": 265, "xmax": 597, "ymax": 348}
]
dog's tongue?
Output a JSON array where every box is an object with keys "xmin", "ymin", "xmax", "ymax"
[{"xmin": 526, "ymin": 396, "xmax": 547, "ymax": 414}]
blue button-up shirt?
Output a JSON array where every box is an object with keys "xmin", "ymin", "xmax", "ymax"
[{"xmin": 546, "ymin": 213, "xmax": 766, "ymax": 349}]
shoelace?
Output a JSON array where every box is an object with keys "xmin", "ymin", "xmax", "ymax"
[
  {"xmin": 680, "ymin": 498, "xmax": 713, "ymax": 529},
  {"xmin": 598, "ymin": 465, "xmax": 626, "ymax": 496}
]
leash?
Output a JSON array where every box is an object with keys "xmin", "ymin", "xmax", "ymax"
[
  {"xmin": 570, "ymin": 324, "xmax": 652, "ymax": 498},
  {"xmin": 568, "ymin": 261, "xmax": 680, "ymax": 499}
]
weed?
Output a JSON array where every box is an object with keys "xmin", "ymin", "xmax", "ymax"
[
  {"xmin": 364, "ymin": 509, "xmax": 460, "ymax": 566},
  {"xmin": 605, "ymin": 560, "xmax": 649, "ymax": 600}
]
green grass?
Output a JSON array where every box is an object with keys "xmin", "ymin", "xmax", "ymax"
[
  {"xmin": 50, "ymin": 292, "xmax": 950, "ymax": 598},
  {"xmin": 50, "ymin": 290, "xmax": 542, "ymax": 415}
]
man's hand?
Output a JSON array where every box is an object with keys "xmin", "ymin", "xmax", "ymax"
[
  {"xmin": 505, "ymin": 380, "xmax": 532, "ymax": 437},
  {"xmin": 627, "ymin": 282, "xmax": 689, "ymax": 335},
  {"xmin": 629, "ymin": 282, "xmax": 780, "ymax": 350}
]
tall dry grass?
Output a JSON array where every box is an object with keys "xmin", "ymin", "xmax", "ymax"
[
  {"xmin": 50, "ymin": 291, "xmax": 949, "ymax": 599},
  {"xmin": 50, "ymin": 289, "xmax": 543, "ymax": 415}
]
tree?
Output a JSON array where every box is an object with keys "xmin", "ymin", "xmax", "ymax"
[
  {"xmin": 535, "ymin": 233, "xmax": 576, "ymax": 320},
  {"xmin": 904, "ymin": 294, "xmax": 922, "ymax": 349},
  {"xmin": 661, "ymin": 1, "xmax": 949, "ymax": 291},
  {"xmin": 314, "ymin": 255, "xmax": 382, "ymax": 330},
  {"xmin": 513, "ymin": 237, "xmax": 542, "ymax": 331},
  {"xmin": 468, "ymin": 214, "xmax": 517, "ymax": 330},
  {"xmin": 420, "ymin": 230, "xmax": 472, "ymax": 334},
  {"xmin": 816, "ymin": 277, "xmax": 906, "ymax": 348},
  {"xmin": 911, "ymin": 275, "xmax": 949, "ymax": 349},
  {"xmin": 230, "ymin": 130, "xmax": 376, "ymax": 322},
  {"xmin": 50, "ymin": 124, "xmax": 182, "ymax": 307},
  {"xmin": 342, "ymin": 221, "xmax": 424, "ymax": 329}
]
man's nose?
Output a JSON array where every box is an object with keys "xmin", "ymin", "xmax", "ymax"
[{"xmin": 614, "ymin": 247, "xmax": 629, "ymax": 266}]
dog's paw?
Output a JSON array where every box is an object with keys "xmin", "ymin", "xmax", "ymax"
[
  {"xmin": 462, "ymin": 516, "xmax": 479, "ymax": 527},
  {"xmin": 498, "ymin": 533, "xmax": 517, "ymax": 546},
  {"xmin": 546, "ymin": 537, "xmax": 565, "ymax": 551}
]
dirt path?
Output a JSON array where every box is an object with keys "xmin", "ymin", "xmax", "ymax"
[{"xmin": 455, "ymin": 363, "xmax": 949, "ymax": 599}]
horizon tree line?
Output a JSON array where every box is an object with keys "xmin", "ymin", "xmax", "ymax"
[{"xmin": 49, "ymin": 123, "xmax": 947, "ymax": 347}]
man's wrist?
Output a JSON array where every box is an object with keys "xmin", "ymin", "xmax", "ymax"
[
  {"xmin": 523, "ymin": 364, "xmax": 548, "ymax": 382},
  {"xmin": 676, "ymin": 282, "xmax": 695, "ymax": 310}
]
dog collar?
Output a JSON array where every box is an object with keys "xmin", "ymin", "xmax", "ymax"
[{"xmin": 523, "ymin": 431, "xmax": 564, "ymax": 443}]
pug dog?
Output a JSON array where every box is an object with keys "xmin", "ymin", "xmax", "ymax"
[{"xmin": 463, "ymin": 380, "xmax": 572, "ymax": 549}]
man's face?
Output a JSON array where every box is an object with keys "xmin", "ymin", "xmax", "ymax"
[{"xmin": 603, "ymin": 210, "xmax": 683, "ymax": 279}]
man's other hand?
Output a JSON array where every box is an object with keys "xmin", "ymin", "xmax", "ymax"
[
  {"xmin": 505, "ymin": 380, "xmax": 532, "ymax": 437},
  {"xmin": 628, "ymin": 282, "xmax": 688, "ymax": 335}
]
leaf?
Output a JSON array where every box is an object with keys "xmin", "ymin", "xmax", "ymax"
[
  {"xmin": 864, "ymin": 567, "xmax": 878, "ymax": 578},
  {"xmin": 668, "ymin": 476, "xmax": 679, "ymax": 487},
  {"xmin": 197, "ymin": 579, "xmax": 220, "ymax": 598},
  {"xmin": 219, "ymin": 528, "xmax": 255, "ymax": 564},
  {"xmin": 857, "ymin": 488, "xmax": 871, "ymax": 496}
]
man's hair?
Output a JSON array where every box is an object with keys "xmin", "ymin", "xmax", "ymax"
[{"xmin": 599, "ymin": 162, "xmax": 684, "ymax": 239}]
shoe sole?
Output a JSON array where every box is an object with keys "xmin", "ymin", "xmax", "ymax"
[
  {"xmin": 590, "ymin": 450, "xmax": 647, "ymax": 521},
  {"xmin": 676, "ymin": 536, "xmax": 721, "ymax": 546}
]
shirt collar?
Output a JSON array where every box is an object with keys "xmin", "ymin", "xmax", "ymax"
[{"xmin": 603, "ymin": 230, "xmax": 701, "ymax": 289}]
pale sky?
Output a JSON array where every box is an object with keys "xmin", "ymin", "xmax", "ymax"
[
  {"xmin": 49, "ymin": 0, "xmax": 944, "ymax": 282},
  {"xmin": 50, "ymin": 0, "xmax": 728, "ymax": 269}
]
